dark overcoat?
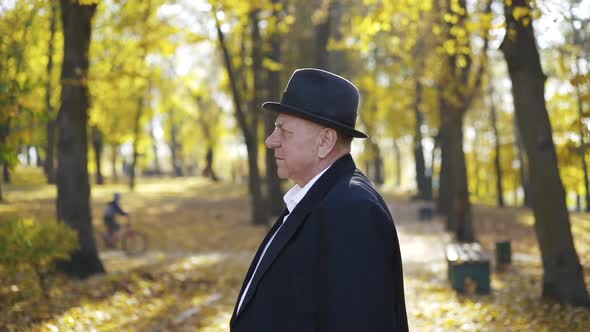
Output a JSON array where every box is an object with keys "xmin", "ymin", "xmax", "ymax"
[{"xmin": 230, "ymin": 154, "xmax": 408, "ymax": 332}]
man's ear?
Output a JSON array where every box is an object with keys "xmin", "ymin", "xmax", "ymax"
[{"xmin": 317, "ymin": 128, "xmax": 337, "ymax": 159}]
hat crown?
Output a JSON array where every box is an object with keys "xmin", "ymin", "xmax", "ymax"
[
  {"xmin": 262, "ymin": 68, "xmax": 367, "ymax": 138},
  {"xmin": 281, "ymin": 69, "xmax": 359, "ymax": 129}
]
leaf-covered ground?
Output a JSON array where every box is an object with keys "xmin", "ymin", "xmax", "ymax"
[{"xmin": 1, "ymin": 168, "xmax": 589, "ymax": 331}]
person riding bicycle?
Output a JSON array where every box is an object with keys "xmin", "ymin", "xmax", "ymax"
[{"xmin": 103, "ymin": 192, "xmax": 129, "ymax": 247}]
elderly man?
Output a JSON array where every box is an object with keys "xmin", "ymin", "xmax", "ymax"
[{"xmin": 230, "ymin": 68, "xmax": 408, "ymax": 332}]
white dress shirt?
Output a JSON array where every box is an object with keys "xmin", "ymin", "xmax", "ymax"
[{"xmin": 236, "ymin": 165, "xmax": 331, "ymax": 314}]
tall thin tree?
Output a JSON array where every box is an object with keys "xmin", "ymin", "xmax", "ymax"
[
  {"xmin": 514, "ymin": 117, "xmax": 530, "ymax": 207},
  {"xmin": 500, "ymin": 0, "xmax": 589, "ymax": 306},
  {"xmin": 212, "ymin": 4, "xmax": 267, "ymax": 224},
  {"xmin": 56, "ymin": 0, "xmax": 104, "ymax": 277},
  {"xmin": 436, "ymin": 0, "xmax": 491, "ymax": 241},
  {"xmin": 91, "ymin": 126, "xmax": 104, "ymax": 184},
  {"xmin": 264, "ymin": 0, "xmax": 285, "ymax": 217},
  {"xmin": 249, "ymin": 7, "xmax": 267, "ymax": 224},
  {"xmin": 44, "ymin": 5, "xmax": 58, "ymax": 187},
  {"xmin": 168, "ymin": 108, "xmax": 184, "ymax": 177},
  {"xmin": 314, "ymin": 0, "xmax": 332, "ymax": 70},
  {"xmin": 487, "ymin": 70, "xmax": 504, "ymax": 207},
  {"xmin": 413, "ymin": 80, "xmax": 429, "ymax": 199}
]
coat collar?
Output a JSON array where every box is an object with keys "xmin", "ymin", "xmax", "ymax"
[
  {"xmin": 283, "ymin": 165, "xmax": 331, "ymax": 213},
  {"xmin": 230, "ymin": 154, "xmax": 356, "ymax": 325}
]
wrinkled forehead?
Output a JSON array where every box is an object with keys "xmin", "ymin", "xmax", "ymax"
[{"xmin": 276, "ymin": 113, "xmax": 323, "ymax": 131}]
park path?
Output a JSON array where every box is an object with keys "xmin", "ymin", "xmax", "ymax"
[
  {"xmin": 389, "ymin": 197, "xmax": 449, "ymax": 277},
  {"xmin": 388, "ymin": 198, "xmax": 453, "ymax": 331}
]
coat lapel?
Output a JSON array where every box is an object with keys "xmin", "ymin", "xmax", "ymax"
[
  {"xmin": 230, "ymin": 208, "xmax": 289, "ymax": 325},
  {"xmin": 232, "ymin": 154, "xmax": 356, "ymax": 321}
]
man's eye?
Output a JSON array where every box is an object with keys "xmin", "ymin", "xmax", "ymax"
[{"xmin": 274, "ymin": 125, "xmax": 291, "ymax": 137}]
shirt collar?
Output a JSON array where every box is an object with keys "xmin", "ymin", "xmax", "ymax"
[{"xmin": 283, "ymin": 165, "xmax": 331, "ymax": 214}]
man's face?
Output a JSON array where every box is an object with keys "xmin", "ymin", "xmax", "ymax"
[{"xmin": 265, "ymin": 113, "xmax": 323, "ymax": 186}]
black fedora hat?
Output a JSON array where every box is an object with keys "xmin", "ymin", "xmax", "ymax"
[{"xmin": 262, "ymin": 68, "xmax": 368, "ymax": 138}]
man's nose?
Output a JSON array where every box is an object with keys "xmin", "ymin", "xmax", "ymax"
[{"xmin": 265, "ymin": 130, "xmax": 280, "ymax": 149}]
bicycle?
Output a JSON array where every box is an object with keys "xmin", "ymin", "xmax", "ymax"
[{"xmin": 94, "ymin": 216, "xmax": 148, "ymax": 256}]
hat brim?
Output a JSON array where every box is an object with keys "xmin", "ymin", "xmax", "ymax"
[{"xmin": 262, "ymin": 102, "xmax": 368, "ymax": 139}]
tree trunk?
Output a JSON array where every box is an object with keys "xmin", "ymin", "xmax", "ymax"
[
  {"xmin": 0, "ymin": 122, "xmax": 9, "ymax": 201},
  {"xmin": 91, "ymin": 126, "xmax": 104, "ymax": 185},
  {"xmin": 249, "ymin": 9, "xmax": 267, "ymax": 224},
  {"xmin": 169, "ymin": 110, "xmax": 183, "ymax": 177},
  {"xmin": 3, "ymin": 164, "xmax": 10, "ymax": 184},
  {"xmin": 264, "ymin": 99, "xmax": 283, "ymax": 217},
  {"xmin": 264, "ymin": 0, "xmax": 285, "ymax": 217},
  {"xmin": 489, "ymin": 81, "xmax": 504, "ymax": 207},
  {"xmin": 365, "ymin": 159, "xmax": 372, "ymax": 180},
  {"xmin": 369, "ymin": 140, "xmax": 384, "ymax": 185},
  {"xmin": 413, "ymin": 80, "xmax": 429, "ymax": 199},
  {"xmin": 45, "ymin": 120, "xmax": 57, "ymax": 184},
  {"xmin": 244, "ymin": 130, "xmax": 266, "ymax": 225},
  {"xmin": 202, "ymin": 147, "xmax": 218, "ymax": 181},
  {"xmin": 0, "ymin": 166, "xmax": 3, "ymax": 202},
  {"xmin": 429, "ymin": 135, "xmax": 436, "ymax": 195},
  {"xmin": 213, "ymin": 7, "xmax": 267, "ymax": 225},
  {"xmin": 25, "ymin": 145, "xmax": 32, "ymax": 166},
  {"xmin": 514, "ymin": 118, "xmax": 530, "ymax": 207},
  {"xmin": 148, "ymin": 121, "xmax": 161, "ymax": 175},
  {"xmin": 393, "ymin": 139, "xmax": 401, "ymax": 187},
  {"xmin": 128, "ymin": 1, "xmax": 152, "ymax": 190},
  {"xmin": 436, "ymin": 0, "xmax": 489, "ymax": 240},
  {"xmin": 238, "ymin": 29, "xmax": 249, "ymax": 100},
  {"xmin": 314, "ymin": 0, "xmax": 331, "ymax": 70},
  {"xmin": 0, "ymin": 123, "xmax": 10, "ymax": 189},
  {"xmin": 374, "ymin": 148, "xmax": 384, "ymax": 186},
  {"xmin": 129, "ymin": 95, "xmax": 144, "ymax": 191},
  {"xmin": 0, "ymin": 124, "xmax": 12, "ymax": 191},
  {"xmin": 448, "ymin": 114, "xmax": 474, "ymax": 242},
  {"xmin": 500, "ymin": 0, "xmax": 589, "ymax": 306},
  {"xmin": 0, "ymin": 96, "xmax": 4, "ymax": 202},
  {"xmin": 35, "ymin": 147, "xmax": 43, "ymax": 168},
  {"xmin": 472, "ymin": 129, "xmax": 480, "ymax": 197},
  {"xmin": 442, "ymin": 0, "xmax": 471, "ymax": 236},
  {"xmin": 110, "ymin": 143, "xmax": 119, "ymax": 181},
  {"xmin": 56, "ymin": 0, "xmax": 104, "ymax": 278},
  {"xmin": 437, "ymin": 98, "xmax": 452, "ymax": 218}
]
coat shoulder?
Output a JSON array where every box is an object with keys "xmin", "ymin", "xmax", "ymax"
[
  {"xmin": 320, "ymin": 169, "xmax": 391, "ymax": 219},
  {"xmin": 325, "ymin": 169, "xmax": 382, "ymax": 204}
]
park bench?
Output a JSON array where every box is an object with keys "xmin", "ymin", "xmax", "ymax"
[{"xmin": 446, "ymin": 242, "xmax": 491, "ymax": 294}]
